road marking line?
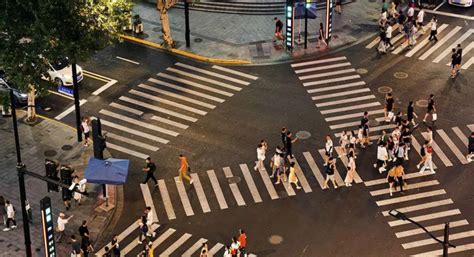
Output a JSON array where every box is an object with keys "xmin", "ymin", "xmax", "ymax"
[
  {"xmin": 106, "ymin": 142, "xmax": 149, "ymax": 159},
  {"xmin": 396, "ymin": 219, "xmax": 467, "ymax": 238},
  {"xmin": 318, "ymin": 149, "xmax": 344, "ymax": 186},
  {"xmin": 469, "ymin": 124, "xmax": 474, "ymax": 132},
  {"xmin": 182, "ymin": 238, "xmax": 208, "ymax": 257},
  {"xmin": 47, "ymin": 89, "xmax": 74, "ymax": 100},
  {"xmin": 402, "ymin": 229, "xmax": 473, "ymax": 249},
  {"xmin": 176, "ymin": 62, "xmax": 250, "ymax": 85},
  {"xmin": 104, "ymin": 132, "xmax": 159, "ymax": 151},
  {"xmin": 330, "ymin": 117, "xmax": 385, "ymax": 130},
  {"xmin": 158, "ymin": 73, "xmax": 234, "ymax": 97},
  {"xmin": 334, "ymin": 147, "xmax": 363, "ymax": 183},
  {"xmin": 206, "ymin": 170, "xmax": 229, "ymax": 209},
  {"xmin": 433, "ymin": 0, "xmax": 446, "ymax": 10},
  {"xmin": 174, "ymin": 176, "xmax": 195, "ymax": 216},
  {"xmin": 433, "ymin": 29, "xmax": 474, "ymax": 63},
  {"xmin": 94, "ymin": 218, "xmax": 140, "ymax": 255},
  {"xmin": 320, "ymin": 102, "xmax": 381, "ymax": 115},
  {"xmin": 54, "ymin": 99, "xmax": 87, "ymax": 120},
  {"xmin": 382, "ymin": 199, "xmax": 454, "ymax": 217},
  {"xmin": 239, "ymin": 164, "xmax": 263, "ymax": 203},
  {"xmin": 122, "ymin": 223, "xmax": 160, "ymax": 255},
  {"xmin": 461, "ymin": 56, "xmax": 474, "ymax": 70},
  {"xmin": 376, "ymin": 189, "xmax": 446, "ymax": 206},
  {"xmin": 316, "ymin": 95, "xmax": 376, "ymax": 107},
  {"xmin": 422, "ymin": 9, "xmax": 474, "ymax": 20},
  {"xmin": 334, "ymin": 124, "xmax": 396, "ymax": 137},
  {"xmin": 212, "ymin": 65, "xmax": 258, "ymax": 80},
  {"xmin": 303, "ymin": 75, "xmax": 361, "ymax": 87},
  {"xmin": 256, "ymin": 163, "xmax": 279, "ymax": 200},
  {"xmin": 130, "ymin": 89, "xmax": 207, "ymax": 115},
  {"xmin": 411, "ymin": 135, "xmax": 438, "ymax": 169},
  {"xmin": 99, "ymin": 109, "xmax": 177, "ymax": 138},
  {"xmin": 159, "ymin": 233, "xmax": 192, "ymax": 256},
  {"xmin": 307, "ymin": 81, "xmax": 366, "ymax": 93},
  {"xmin": 299, "ymin": 68, "xmax": 356, "ymax": 80},
  {"xmin": 83, "ymin": 70, "xmax": 110, "ymax": 82},
  {"xmin": 190, "ymin": 173, "xmax": 211, "ymax": 213},
  {"xmin": 148, "ymin": 78, "xmax": 225, "ymax": 103},
  {"xmin": 110, "ymin": 102, "xmax": 143, "ymax": 115},
  {"xmin": 412, "ymin": 243, "xmax": 474, "ymax": 257},
  {"xmin": 325, "ymin": 109, "xmax": 384, "ymax": 122},
  {"xmin": 452, "ymin": 127, "xmax": 468, "ymax": 147},
  {"xmin": 446, "ymin": 41, "xmax": 474, "ymax": 66},
  {"xmin": 116, "ymin": 56, "xmax": 140, "ymax": 65},
  {"xmin": 365, "ymin": 170, "xmax": 435, "ymax": 186},
  {"xmin": 291, "ymin": 56, "xmax": 347, "ymax": 67},
  {"xmin": 168, "ymin": 67, "xmax": 242, "ymax": 91},
  {"xmin": 101, "ymin": 119, "xmax": 169, "ymax": 144},
  {"xmin": 392, "ymin": 23, "xmax": 437, "ymax": 55},
  {"xmin": 151, "ymin": 228, "xmax": 176, "ymax": 249},
  {"xmin": 120, "ymin": 96, "xmax": 198, "ymax": 122},
  {"xmin": 422, "ymin": 132, "xmax": 453, "ymax": 167},
  {"xmin": 92, "ymin": 79, "xmax": 118, "ymax": 96},
  {"xmin": 290, "ymin": 157, "xmax": 313, "ymax": 193},
  {"xmin": 140, "ymin": 183, "xmax": 159, "ymax": 222},
  {"xmin": 302, "ymin": 152, "xmax": 326, "ymax": 189},
  {"xmin": 158, "ymin": 179, "xmax": 176, "ymax": 220},
  {"xmin": 312, "ymin": 88, "xmax": 371, "ymax": 100},
  {"xmin": 209, "ymin": 242, "xmax": 225, "ymax": 256},
  {"xmin": 280, "ymin": 174, "xmax": 297, "ymax": 196},
  {"xmin": 150, "ymin": 115, "xmax": 189, "ymax": 130},
  {"xmin": 405, "ymin": 24, "xmax": 449, "ymax": 57},
  {"xmin": 223, "ymin": 167, "xmax": 246, "ymax": 206},
  {"xmin": 370, "ymin": 180, "xmax": 439, "ymax": 196},
  {"xmin": 138, "ymin": 83, "xmax": 216, "ymax": 109},
  {"xmin": 419, "ymin": 26, "xmax": 462, "ymax": 60},
  {"xmin": 390, "ymin": 209, "xmax": 461, "ymax": 227},
  {"xmin": 365, "ymin": 24, "xmax": 400, "ymax": 49},
  {"xmin": 295, "ymin": 62, "xmax": 352, "ymax": 74},
  {"xmin": 437, "ymin": 129, "xmax": 468, "ymax": 164}
]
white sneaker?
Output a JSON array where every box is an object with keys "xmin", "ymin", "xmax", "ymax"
[
  {"xmin": 373, "ymin": 164, "xmax": 377, "ymax": 168},
  {"xmin": 3, "ymin": 228, "xmax": 10, "ymax": 231},
  {"xmin": 190, "ymin": 179, "xmax": 194, "ymax": 185},
  {"xmin": 416, "ymin": 164, "xmax": 420, "ymax": 169},
  {"xmin": 137, "ymin": 240, "xmax": 142, "ymax": 244},
  {"xmin": 11, "ymin": 225, "xmax": 16, "ymax": 229}
]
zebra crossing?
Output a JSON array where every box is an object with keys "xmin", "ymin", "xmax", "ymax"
[
  {"xmin": 365, "ymin": 169, "xmax": 474, "ymax": 256},
  {"xmin": 98, "ymin": 63, "xmax": 258, "ymax": 159},
  {"xmin": 365, "ymin": 23, "xmax": 474, "ymax": 70}
]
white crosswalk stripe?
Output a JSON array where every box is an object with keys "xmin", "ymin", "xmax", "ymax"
[
  {"xmin": 137, "ymin": 83, "xmax": 216, "ymax": 109},
  {"xmin": 364, "ymin": 170, "xmax": 435, "ymax": 186},
  {"xmin": 329, "ymin": 117, "xmax": 385, "ymax": 130},
  {"xmin": 167, "ymin": 67, "xmax": 243, "ymax": 91},
  {"xmin": 158, "ymin": 73, "xmax": 234, "ymax": 97},
  {"xmin": 325, "ymin": 110, "xmax": 384, "ymax": 122},
  {"xmin": 256, "ymin": 164, "xmax": 279, "ymax": 200},
  {"xmin": 419, "ymin": 26, "xmax": 462, "ymax": 60},
  {"xmin": 174, "ymin": 176, "xmax": 195, "ymax": 216},
  {"xmin": 206, "ymin": 170, "xmax": 229, "ymax": 209},
  {"xmin": 402, "ymin": 230, "xmax": 474, "ymax": 249},
  {"xmin": 140, "ymin": 183, "xmax": 159, "ymax": 223},
  {"xmin": 120, "ymin": 96, "xmax": 198, "ymax": 122},
  {"xmin": 190, "ymin": 173, "xmax": 211, "ymax": 213},
  {"xmin": 311, "ymin": 88, "xmax": 371, "ymax": 100},
  {"xmin": 291, "ymin": 56, "xmax": 347, "ymax": 67},
  {"xmin": 388, "ymin": 209, "xmax": 461, "ymax": 227},
  {"xmin": 462, "ymin": 56, "xmax": 474, "ymax": 69},
  {"xmin": 375, "ymin": 189, "xmax": 446, "ymax": 206},
  {"xmin": 381, "ymin": 199, "xmax": 454, "ymax": 217},
  {"xmin": 303, "ymin": 74, "xmax": 361, "ymax": 87},
  {"xmin": 412, "ymin": 243, "xmax": 474, "ymax": 256},
  {"xmin": 223, "ymin": 167, "xmax": 246, "ymax": 206},
  {"xmin": 365, "ymin": 24, "xmax": 400, "ymax": 49},
  {"xmin": 422, "ymin": 132, "xmax": 453, "ymax": 167},
  {"xmin": 101, "ymin": 119, "xmax": 169, "ymax": 144},
  {"xmin": 158, "ymin": 179, "xmax": 176, "ymax": 220},
  {"xmin": 150, "ymin": 228, "xmax": 176, "ymax": 249},
  {"xmin": 395, "ymin": 220, "xmax": 468, "ymax": 238},
  {"xmin": 209, "ymin": 243, "xmax": 225, "ymax": 256},
  {"xmin": 392, "ymin": 25, "xmax": 434, "ymax": 55},
  {"xmin": 446, "ymin": 41, "xmax": 474, "ymax": 66},
  {"xmin": 405, "ymin": 24, "xmax": 449, "ymax": 57},
  {"xmin": 105, "ymin": 132, "xmax": 159, "ymax": 151},
  {"xmin": 160, "ymin": 233, "xmax": 192, "ymax": 256},
  {"xmin": 291, "ymin": 157, "xmax": 313, "ymax": 193},
  {"xmin": 211, "ymin": 65, "xmax": 258, "ymax": 80},
  {"xmin": 433, "ymin": 29, "xmax": 474, "ymax": 63},
  {"xmin": 370, "ymin": 180, "xmax": 439, "ymax": 196},
  {"xmin": 110, "ymin": 102, "xmax": 143, "ymax": 115},
  {"xmin": 303, "ymin": 152, "xmax": 326, "ymax": 189},
  {"xmin": 299, "ymin": 68, "xmax": 356, "ymax": 80},
  {"xmin": 176, "ymin": 62, "xmax": 250, "ymax": 85},
  {"xmin": 129, "ymin": 89, "xmax": 208, "ymax": 115},
  {"xmin": 437, "ymin": 129, "xmax": 468, "ymax": 164},
  {"xmin": 307, "ymin": 81, "xmax": 366, "ymax": 93},
  {"xmin": 295, "ymin": 62, "xmax": 352, "ymax": 74},
  {"xmin": 320, "ymin": 102, "xmax": 381, "ymax": 115},
  {"xmin": 316, "ymin": 95, "xmax": 376, "ymax": 107},
  {"xmin": 148, "ymin": 78, "xmax": 225, "ymax": 103},
  {"xmin": 182, "ymin": 238, "xmax": 208, "ymax": 257},
  {"xmin": 240, "ymin": 164, "xmax": 263, "ymax": 203},
  {"xmin": 452, "ymin": 126, "xmax": 468, "ymax": 148},
  {"xmin": 318, "ymin": 149, "xmax": 344, "ymax": 186}
]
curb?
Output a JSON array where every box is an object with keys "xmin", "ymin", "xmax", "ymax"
[{"xmin": 120, "ymin": 34, "xmax": 251, "ymax": 65}]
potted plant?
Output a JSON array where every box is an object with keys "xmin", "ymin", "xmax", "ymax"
[{"xmin": 133, "ymin": 14, "xmax": 144, "ymax": 34}]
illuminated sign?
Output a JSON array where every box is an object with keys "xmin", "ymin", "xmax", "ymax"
[
  {"xmin": 58, "ymin": 85, "xmax": 73, "ymax": 97},
  {"xmin": 286, "ymin": 0, "xmax": 295, "ymax": 51},
  {"xmin": 40, "ymin": 197, "xmax": 56, "ymax": 257},
  {"xmin": 325, "ymin": 0, "xmax": 334, "ymax": 40}
]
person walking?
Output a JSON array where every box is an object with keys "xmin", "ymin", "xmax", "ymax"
[
  {"xmin": 395, "ymin": 142, "xmax": 406, "ymax": 165},
  {"xmin": 81, "ymin": 116, "xmax": 91, "ymax": 147},
  {"xmin": 416, "ymin": 140, "xmax": 428, "ymax": 169},
  {"xmin": 374, "ymin": 142, "xmax": 388, "ymax": 173},
  {"xmin": 273, "ymin": 17, "xmax": 284, "ymax": 42},
  {"xmin": 424, "ymin": 126, "xmax": 433, "ymax": 145},
  {"xmin": 223, "ymin": 245, "xmax": 232, "ymax": 257},
  {"xmin": 407, "ymin": 101, "xmax": 418, "ymax": 127},
  {"xmin": 408, "ymin": 22, "xmax": 418, "ymax": 49},
  {"xmin": 137, "ymin": 215, "xmax": 149, "ymax": 244},
  {"xmin": 345, "ymin": 152, "xmax": 356, "ymax": 187},
  {"xmin": 401, "ymin": 127, "xmax": 412, "ymax": 160},
  {"xmin": 200, "ymin": 243, "xmax": 209, "ymax": 257},
  {"xmin": 178, "ymin": 154, "xmax": 194, "ymax": 184},
  {"xmin": 141, "ymin": 157, "xmax": 158, "ymax": 186},
  {"xmin": 324, "ymin": 135, "xmax": 334, "ymax": 162},
  {"xmin": 387, "ymin": 165, "xmax": 397, "ymax": 196},
  {"xmin": 253, "ymin": 142, "xmax": 266, "ymax": 171},
  {"xmin": 335, "ymin": 0, "xmax": 342, "ymax": 14},
  {"xmin": 270, "ymin": 147, "xmax": 282, "ymax": 178},
  {"xmin": 466, "ymin": 132, "xmax": 474, "ymax": 163},
  {"xmin": 339, "ymin": 130, "xmax": 350, "ymax": 157},
  {"xmin": 323, "ymin": 157, "xmax": 338, "ymax": 189},
  {"xmin": 2, "ymin": 200, "xmax": 16, "ymax": 231},
  {"xmin": 230, "ymin": 237, "xmax": 240, "ymax": 257},
  {"xmin": 73, "ymin": 176, "xmax": 86, "ymax": 205},
  {"xmin": 111, "ymin": 234, "xmax": 121, "ymax": 257},
  {"xmin": 416, "ymin": 8, "xmax": 425, "ymax": 33},
  {"xmin": 274, "ymin": 154, "xmax": 287, "ymax": 185},
  {"xmin": 360, "ymin": 111, "xmax": 371, "ymax": 147},
  {"xmin": 288, "ymin": 162, "xmax": 302, "ymax": 189},
  {"xmin": 56, "ymin": 212, "xmax": 73, "ymax": 243},
  {"xmin": 385, "ymin": 23, "xmax": 394, "ymax": 49},
  {"xmin": 394, "ymin": 164, "xmax": 406, "ymax": 194},
  {"xmin": 423, "ymin": 94, "xmax": 436, "ymax": 123},
  {"xmin": 0, "ymin": 196, "xmax": 6, "ymax": 226},
  {"xmin": 79, "ymin": 220, "xmax": 90, "ymax": 247},
  {"xmin": 428, "ymin": 15, "xmax": 438, "ymax": 42},
  {"xmin": 317, "ymin": 22, "xmax": 328, "ymax": 48},
  {"xmin": 71, "ymin": 235, "xmax": 82, "ymax": 257},
  {"xmin": 450, "ymin": 48, "xmax": 458, "ymax": 78},
  {"xmin": 384, "ymin": 93, "xmax": 395, "ymax": 122},
  {"xmin": 419, "ymin": 143, "xmax": 435, "ymax": 173},
  {"xmin": 407, "ymin": 3, "xmax": 415, "ymax": 22},
  {"xmin": 81, "ymin": 235, "xmax": 94, "ymax": 257},
  {"xmin": 454, "ymin": 44, "xmax": 463, "ymax": 75},
  {"xmin": 284, "ymin": 131, "xmax": 298, "ymax": 159},
  {"xmin": 239, "ymin": 229, "xmax": 247, "ymax": 257}
]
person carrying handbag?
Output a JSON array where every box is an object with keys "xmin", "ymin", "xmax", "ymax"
[{"xmin": 178, "ymin": 154, "xmax": 194, "ymax": 185}]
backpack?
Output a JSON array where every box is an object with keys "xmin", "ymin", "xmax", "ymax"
[{"xmin": 426, "ymin": 146, "xmax": 433, "ymax": 154}]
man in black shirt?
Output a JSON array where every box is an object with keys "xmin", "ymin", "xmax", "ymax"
[
  {"xmin": 423, "ymin": 94, "xmax": 436, "ymax": 123},
  {"xmin": 79, "ymin": 220, "xmax": 90, "ymax": 241},
  {"xmin": 141, "ymin": 157, "xmax": 158, "ymax": 186},
  {"xmin": 407, "ymin": 101, "xmax": 418, "ymax": 127},
  {"xmin": 273, "ymin": 17, "xmax": 284, "ymax": 42},
  {"xmin": 285, "ymin": 131, "xmax": 298, "ymax": 159},
  {"xmin": 71, "ymin": 235, "xmax": 81, "ymax": 257}
]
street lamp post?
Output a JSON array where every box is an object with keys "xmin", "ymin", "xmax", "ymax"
[
  {"xmin": 389, "ymin": 210, "xmax": 455, "ymax": 256},
  {"xmin": 184, "ymin": 0, "xmax": 191, "ymax": 48}
]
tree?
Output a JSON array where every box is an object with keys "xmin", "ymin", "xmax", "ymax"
[{"xmin": 156, "ymin": 0, "xmax": 177, "ymax": 48}]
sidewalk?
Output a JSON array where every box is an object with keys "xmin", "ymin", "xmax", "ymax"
[
  {"xmin": 0, "ymin": 112, "xmax": 120, "ymax": 256},
  {"xmin": 130, "ymin": 0, "xmax": 381, "ymax": 63}
]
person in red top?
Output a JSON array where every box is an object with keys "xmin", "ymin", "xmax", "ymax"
[{"xmin": 238, "ymin": 229, "xmax": 247, "ymax": 257}]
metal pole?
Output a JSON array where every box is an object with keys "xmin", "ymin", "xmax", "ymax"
[
  {"xmin": 9, "ymin": 89, "xmax": 32, "ymax": 257},
  {"xmin": 184, "ymin": 0, "xmax": 191, "ymax": 48},
  {"xmin": 72, "ymin": 58, "xmax": 82, "ymax": 142},
  {"xmin": 443, "ymin": 222, "xmax": 450, "ymax": 257},
  {"xmin": 304, "ymin": 4, "xmax": 308, "ymax": 49}
]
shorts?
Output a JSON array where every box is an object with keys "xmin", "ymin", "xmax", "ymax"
[
  {"xmin": 388, "ymin": 176, "xmax": 396, "ymax": 183},
  {"xmin": 469, "ymin": 147, "xmax": 474, "ymax": 154},
  {"xmin": 426, "ymin": 109, "xmax": 434, "ymax": 114},
  {"xmin": 84, "ymin": 132, "xmax": 90, "ymax": 139},
  {"xmin": 326, "ymin": 174, "xmax": 335, "ymax": 180},
  {"xmin": 385, "ymin": 105, "xmax": 393, "ymax": 112},
  {"xmin": 417, "ymin": 22, "xmax": 423, "ymax": 27}
]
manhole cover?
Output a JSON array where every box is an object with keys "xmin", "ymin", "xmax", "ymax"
[
  {"xmin": 416, "ymin": 100, "xmax": 428, "ymax": 107},
  {"xmin": 43, "ymin": 107, "xmax": 52, "ymax": 112},
  {"xmin": 296, "ymin": 131, "xmax": 311, "ymax": 140},
  {"xmin": 44, "ymin": 150, "xmax": 57, "ymax": 157},
  {"xmin": 228, "ymin": 176, "xmax": 241, "ymax": 184},
  {"xmin": 268, "ymin": 235, "xmax": 284, "ymax": 245},
  {"xmin": 61, "ymin": 144, "xmax": 73, "ymax": 151},
  {"xmin": 378, "ymin": 86, "xmax": 393, "ymax": 94},
  {"xmin": 87, "ymin": 95, "xmax": 100, "ymax": 102},
  {"xmin": 194, "ymin": 38, "xmax": 203, "ymax": 43},
  {"xmin": 141, "ymin": 113, "xmax": 153, "ymax": 120},
  {"xmin": 394, "ymin": 72, "xmax": 408, "ymax": 79},
  {"xmin": 369, "ymin": 119, "xmax": 380, "ymax": 126},
  {"xmin": 356, "ymin": 68, "xmax": 368, "ymax": 75}
]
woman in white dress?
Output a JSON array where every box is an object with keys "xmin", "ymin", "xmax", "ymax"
[
  {"xmin": 253, "ymin": 142, "xmax": 266, "ymax": 171},
  {"xmin": 345, "ymin": 152, "xmax": 356, "ymax": 187},
  {"xmin": 339, "ymin": 130, "xmax": 349, "ymax": 157}
]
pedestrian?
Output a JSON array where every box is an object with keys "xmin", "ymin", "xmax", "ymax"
[
  {"xmin": 401, "ymin": 127, "xmax": 412, "ymax": 160},
  {"xmin": 178, "ymin": 154, "xmax": 194, "ymax": 184},
  {"xmin": 81, "ymin": 116, "xmax": 91, "ymax": 147},
  {"xmin": 419, "ymin": 142, "xmax": 435, "ymax": 173},
  {"xmin": 422, "ymin": 94, "xmax": 436, "ymax": 123},
  {"xmin": 394, "ymin": 163, "xmax": 406, "ymax": 194},
  {"xmin": 466, "ymin": 132, "xmax": 474, "ymax": 163},
  {"xmin": 339, "ymin": 130, "xmax": 350, "ymax": 157},
  {"xmin": 394, "ymin": 111, "xmax": 404, "ymax": 127},
  {"xmin": 378, "ymin": 130, "xmax": 389, "ymax": 145},
  {"xmin": 385, "ymin": 23, "xmax": 394, "ymax": 49},
  {"xmin": 408, "ymin": 22, "xmax": 418, "ymax": 49},
  {"xmin": 387, "ymin": 165, "xmax": 397, "ymax": 196},
  {"xmin": 378, "ymin": 27, "xmax": 388, "ymax": 54},
  {"xmin": 360, "ymin": 111, "xmax": 371, "ymax": 147},
  {"xmin": 397, "ymin": 11, "xmax": 406, "ymax": 33},
  {"xmin": 285, "ymin": 131, "xmax": 298, "ymax": 159},
  {"xmin": 323, "ymin": 157, "xmax": 338, "ymax": 189},
  {"xmin": 428, "ymin": 15, "xmax": 438, "ymax": 42},
  {"xmin": 317, "ymin": 22, "xmax": 328, "ymax": 48},
  {"xmin": 230, "ymin": 237, "xmax": 240, "ymax": 257},
  {"xmin": 407, "ymin": 101, "xmax": 418, "ymax": 127},
  {"xmin": 223, "ymin": 245, "xmax": 232, "ymax": 257},
  {"xmin": 200, "ymin": 243, "xmax": 208, "ymax": 257},
  {"xmin": 395, "ymin": 142, "xmax": 406, "ymax": 165},
  {"xmin": 407, "ymin": 3, "xmax": 415, "ymax": 21},
  {"xmin": 324, "ymin": 135, "xmax": 334, "ymax": 162},
  {"xmin": 56, "ymin": 212, "xmax": 73, "ymax": 242},
  {"xmin": 103, "ymin": 247, "xmax": 112, "ymax": 257},
  {"xmin": 384, "ymin": 94, "xmax": 395, "ymax": 122},
  {"xmin": 239, "ymin": 229, "xmax": 247, "ymax": 257},
  {"xmin": 253, "ymin": 142, "xmax": 267, "ymax": 171},
  {"xmin": 141, "ymin": 157, "xmax": 158, "ymax": 186},
  {"xmin": 137, "ymin": 215, "xmax": 149, "ymax": 244},
  {"xmin": 374, "ymin": 142, "xmax": 388, "ymax": 173},
  {"xmin": 73, "ymin": 176, "xmax": 85, "ymax": 205},
  {"xmin": 382, "ymin": 0, "xmax": 389, "ymax": 11},
  {"xmin": 81, "ymin": 235, "xmax": 94, "ymax": 257},
  {"xmin": 416, "ymin": 8, "xmax": 425, "ymax": 33},
  {"xmin": 387, "ymin": 136, "xmax": 395, "ymax": 161},
  {"xmin": 0, "ymin": 196, "xmax": 6, "ymax": 226},
  {"xmin": 288, "ymin": 162, "xmax": 302, "ymax": 189},
  {"xmin": 274, "ymin": 153, "xmax": 287, "ymax": 185},
  {"xmin": 71, "ymin": 235, "xmax": 82, "ymax": 257},
  {"xmin": 451, "ymin": 48, "xmax": 458, "ymax": 78},
  {"xmin": 335, "ymin": 0, "xmax": 342, "ymax": 14},
  {"xmin": 25, "ymin": 199, "xmax": 32, "ymax": 224},
  {"xmin": 79, "ymin": 220, "xmax": 90, "ymax": 246},
  {"xmin": 345, "ymin": 152, "xmax": 356, "ymax": 187},
  {"xmin": 2, "ymin": 200, "xmax": 16, "ymax": 231},
  {"xmin": 455, "ymin": 44, "xmax": 463, "ymax": 75},
  {"xmin": 145, "ymin": 206, "xmax": 156, "ymax": 237},
  {"xmin": 111, "ymin": 234, "xmax": 121, "ymax": 257},
  {"xmin": 270, "ymin": 147, "xmax": 282, "ymax": 178},
  {"xmin": 273, "ymin": 17, "xmax": 284, "ymax": 42},
  {"xmin": 281, "ymin": 127, "xmax": 288, "ymax": 150},
  {"xmin": 424, "ymin": 126, "xmax": 433, "ymax": 145}
]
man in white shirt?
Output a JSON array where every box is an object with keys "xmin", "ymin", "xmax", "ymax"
[
  {"xmin": 385, "ymin": 24, "xmax": 393, "ymax": 48},
  {"xmin": 429, "ymin": 16, "xmax": 438, "ymax": 42},
  {"xmin": 407, "ymin": 3, "xmax": 415, "ymax": 21},
  {"xmin": 56, "ymin": 212, "xmax": 73, "ymax": 243},
  {"xmin": 416, "ymin": 8, "xmax": 425, "ymax": 32},
  {"xmin": 2, "ymin": 201, "xmax": 16, "ymax": 231},
  {"xmin": 374, "ymin": 143, "xmax": 388, "ymax": 173}
]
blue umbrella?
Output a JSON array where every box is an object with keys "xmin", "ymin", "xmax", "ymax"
[{"xmin": 84, "ymin": 157, "xmax": 130, "ymax": 185}]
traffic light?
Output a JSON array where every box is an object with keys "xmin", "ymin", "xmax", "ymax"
[
  {"xmin": 45, "ymin": 159, "xmax": 59, "ymax": 192},
  {"xmin": 92, "ymin": 118, "xmax": 106, "ymax": 160},
  {"xmin": 60, "ymin": 165, "xmax": 74, "ymax": 200}
]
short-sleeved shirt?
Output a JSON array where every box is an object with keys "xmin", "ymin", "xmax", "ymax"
[
  {"xmin": 72, "ymin": 240, "xmax": 81, "ymax": 254},
  {"xmin": 79, "ymin": 225, "xmax": 89, "ymax": 238},
  {"xmin": 427, "ymin": 98, "xmax": 435, "ymax": 111},
  {"xmin": 407, "ymin": 105, "xmax": 414, "ymax": 119},
  {"xmin": 386, "ymin": 98, "xmax": 394, "ymax": 110},
  {"xmin": 275, "ymin": 20, "xmax": 283, "ymax": 33},
  {"xmin": 325, "ymin": 164, "xmax": 335, "ymax": 175},
  {"xmin": 146, "ymin": 162, "xmax": 156, "ymax": 174}
]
